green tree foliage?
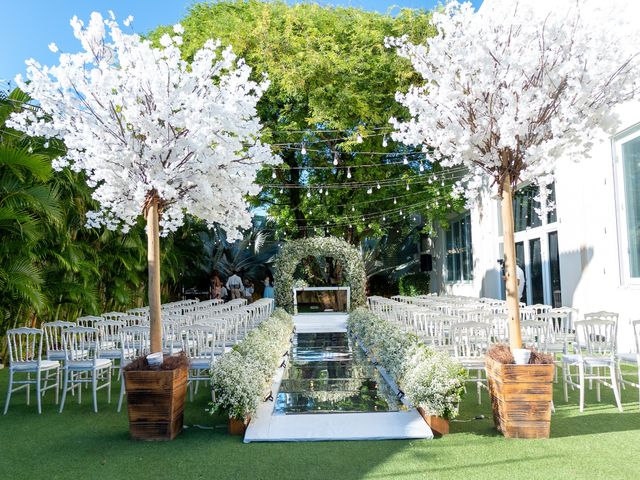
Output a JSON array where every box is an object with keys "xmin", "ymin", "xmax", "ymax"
[{"xmin": 158, "ymin": 0, "xmax": 463, "ymax": 243}]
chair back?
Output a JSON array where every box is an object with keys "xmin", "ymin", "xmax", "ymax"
[
  {"xmin": 6, "ymin": 327, "xmax": 44, "ymax": 365},
  {"xmin": 184, "ymin": 324, "xmax": 219, "ymax": 360},
  {"xmin": 42, "ymin": 321, "xmax": 76, "ymax": 358},
  {"xmin": 61, "ymin": 327, "xmax": 100, "ymax": 362},
  {"xmin": 450, "ymin": 321, "xmax": 490, "ymax": 360},
  {"xmin": 101, "ymin": 311, "xmax": 126, "ymax": 321},
  {"xmin": 95, "ymin": 320, "xmax": 124, "ymax": 347},
  {"xmin": 121, "ymin": 326, "xmax": 150, "ymax": 359},
  {"xmin": 76, "ymin": 315, "xmax": 102, "ymax": 328},
  {"xmin": 538, "ymin": 310, "xmax": 573, "ymax": 353},
  {"xmin": 521, "ymin": 319, "xmax": 550, "ymax": 351},
  {"xmin": 576, "ymin": 319, "xmax": 617, "ymax": 357}
]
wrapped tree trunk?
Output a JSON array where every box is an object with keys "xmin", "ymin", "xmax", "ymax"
[
  {"xmin": 500, "ymin": 166, "xmax": 522, "ymax": 350},
  {"xmin": 146, "ymin": 195, "xmax": 162, "ymax": 353}
]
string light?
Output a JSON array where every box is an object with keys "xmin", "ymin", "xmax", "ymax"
[
  {"xmin": 346, "ymin": 167, "xmax": 352, "ymax": 179},
  {"xmin": 356, "ymin": 133, "xmax": 363, "ymax": 143},
  {"xmin": 403, "ymin": 156, "xmax": 408, "ymax": 165},
  {"xmin": 301, "ymin": 144, "xmax": 307, "ymax": 155},
  {"xmin": 393, "ymin": 197, "xmax": 397, "ymax": 205},
  {"xmin": 382, "ymin": 136, "xmax": 388, "ymax": 148},
  {"xmin": 419, "ymin": 161, "xmax": 425, "ymax": 173},
  {"xmin": 324, "ymin": 190, "xmax": 328, "ymax": 196},
  {"xmin": 367, "ymin": 187, "xmax": 373, "ymax": 194},
  {"xmin": 406, "ymin": 183, "xmax": 410, "ymax": 191},
  {"xmin": 333, "ymin": 151, "xmax": 339, "ymax": 166},
  {"xmin": 306, "ymin": 190, "xmax": 311, "ymax": 198},
  {"xmin": 376, "ymin": 182, "xmax": 381, "ymax": 190},
  {"xmin": 319, "ymin": 187, "xmax": 323, "ymax": 194},
  {"xmin": 272, "ymin": 169, "xmax": 277, "ymax": 179}
]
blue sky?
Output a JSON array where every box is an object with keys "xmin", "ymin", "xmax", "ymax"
[{"xmin": 1, "ymin": 0, "xmax": 482, "ymax": 86}]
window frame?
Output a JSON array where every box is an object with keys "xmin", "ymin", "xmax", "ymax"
[
  {"xmin": 613, "ymin": 123, "xmax": 640, "ymax": 286},
  {"xmin": 444, "ymin": 212, "xmax": 473, "ymax": 284}
]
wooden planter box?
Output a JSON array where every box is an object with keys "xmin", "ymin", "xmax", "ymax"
[
  {"xmin": 124, "ymin": 367, "xmax": 188, "ymax": 441},
  {"xmin": 228, "ymin": 416, "xmax": 250, "ymax": 436},
  {"xmin": 417, "ymin": 407, "xmax": 450, "ymax": 436},
  {"xmin": 485, "ymin": 357, "xmax": 554, "ymax": 439}
]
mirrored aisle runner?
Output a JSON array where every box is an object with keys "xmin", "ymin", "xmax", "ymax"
[{"xmin": 243, "ymin": 314, "xmax": 433, "ymax": 442}]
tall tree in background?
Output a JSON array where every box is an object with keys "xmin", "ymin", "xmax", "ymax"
[
  {"xmin": 172, "ymin": 0, "xmax": 462, "ymax": 243},
  {"xmin": 10, "ymin": 12, "xmax": 279, "ymax": 352},
  {"xmin": 389, "ymin": 0, "xmax": 639, "ymax": 349}
]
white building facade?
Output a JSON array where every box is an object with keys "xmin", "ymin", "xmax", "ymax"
[{"xmin": 431, "ymin": 101, "xmax": 640, "ymax": 350}]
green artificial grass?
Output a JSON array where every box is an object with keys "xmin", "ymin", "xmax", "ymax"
[{"xmin": 1, "ymin": 366, "xmax": 639, "ymax": 480}]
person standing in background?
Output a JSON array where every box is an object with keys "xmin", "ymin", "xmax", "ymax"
[
  {"xmin": 210, "ymin": 272, "xmax": 222, "ymax": 299},
  {"xmin": 516, "ymin": 263, "xmax": 526, "ymax": 302},
  {"xmin": 263, "ymin": 274, "xmax": 274, "ymax": 299},
  {"xmin": 226, "ymin": 270, "xmax": 243, "ymax": 300}
]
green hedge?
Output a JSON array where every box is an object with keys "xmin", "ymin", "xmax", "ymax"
[{"xmin": 398, "ymin": 272, "xmax": 430, "ymax": 296}]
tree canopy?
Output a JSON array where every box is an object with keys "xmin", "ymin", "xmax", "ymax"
[{"xmin": 157, "ymin": 0, "xmax": 462, "ymax": 243}]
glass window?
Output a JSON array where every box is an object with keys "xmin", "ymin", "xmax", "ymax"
[
  {"xmin": 445, "ymin": 213, "xmax": 473, "ymax": 282},
  {"xmin": 621, "ymin": 135, "xmax": 640, "ymax": 278},
  {"xmin": 513, "ymin": 183, "xmax": 557, "ymax": 231}
]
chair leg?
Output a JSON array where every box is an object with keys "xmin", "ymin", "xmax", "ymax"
[
  {"xmin": 60, "ymin": 369, "xmax": 69, "ymax": 413},
  {"xmin": 55, "ymin": 367, "xmax": 60, "ymax": 405},
  {"xmin": 117, "ymin": 375, "xmax": 125, "ymax": 413},
  {"xmin": 4, "ymin": 370, "xmax": 14, "ymax": 415},
  {"xmin": 92, "ymin": 371, "xmax": 98, "ymax": 413},
  {"xmin": 610, "ymin": 366, "xmax": 623, "ymax": 413},
  {"xmin": 107, "ymin": 367, "xmax": 112, "ymax": 404},
  {"xmin": 596, "ymin": 369, "xmax": 601, "ymax": 403},
  {"xmin": 26, "ymin": 373, "xmax": 31, "ymax": 406},
  {"xmin": 562, "ymin": 362, "xmax": 569, "ymax": 403},
  {"xmin": 36, "ymin": 370, "xmax": 42, "ymax": 414},
  {"xmin": 578, "ymin": 363, "xmax": 585, "ymax": 413}
]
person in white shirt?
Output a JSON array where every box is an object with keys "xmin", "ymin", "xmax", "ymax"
[
  {"xmin": 226, "ymin": 271, "xmax": 243, "ymax": 300},
  {"xmin": 516, "ymin": 264, "xmax": 526, "ymax": 301}
]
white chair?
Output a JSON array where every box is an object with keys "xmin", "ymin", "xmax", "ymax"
[
  {"xmin": 42, "ymin": 321, "xmax": 76, "ymax": 362},
  {"xmin": 617, "ymin": 319, "xmax": 640, "ymax": 409},
  {"xmin": 184, "ymin": 324, "xmax": 220, "ymax": 401},
  {"xmin": 95, "ymin": 320, "xmax": 126, "ymax": 377},
  {"xmin": 563, "ymin": 319, "xmax": 622, "ymax": 412},
  {"xmin": 76, "ymin": 315, "xmax": 102, "ymax": 328},
  {"xmin": 59, "ymin": 327, "xmax": 113, "ymax": 413},
  {"xmin": 521, "ymin": 319, "xmax": 550, "ymax": 352},
  {"xmin": 451, "ymin": 321, "xmax": 490, "ymax": 404},
  {"xmin": 4, "ymin": 328, "xmax": 60, "ymax": 414},
  {"xmin": 117, "ymin": 326, "xmax": 151, "ymax": 412}
]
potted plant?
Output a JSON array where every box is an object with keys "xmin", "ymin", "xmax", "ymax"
[
  {"xmin": 123, "ymin": 354, "xmax": 190, "ymax": 441},
  {"xmin": 485, "ymin": 344, "xmax": 554, "ymax": 439}
]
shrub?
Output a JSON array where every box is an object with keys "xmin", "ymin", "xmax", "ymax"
[
  {"xmin": 348, "ymin": 308, "xmax": 465, "ymax": 419},
  {"xmin": 210, "ymin": 308, "xmax": 293, "ymax": 420},
  {"xmin": 399, "ymin": 272, "xmax": 430, "ymax": 296}
]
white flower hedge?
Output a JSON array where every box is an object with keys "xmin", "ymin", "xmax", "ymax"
[
  {"xmin": 273, "ymin": 236, "xmax": 367, "ymax": 313},
  {"xmin": 348, "ymin": 308, "xmax": 466, "ymax": 420},
  {"xmin": 210, "ymin": 308, "xmax": 293, "ymax": 420}
]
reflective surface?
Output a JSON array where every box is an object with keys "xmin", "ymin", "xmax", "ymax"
[{"xmin": 275, "ymin": 332, "xmax": 399, "ymax": 414}]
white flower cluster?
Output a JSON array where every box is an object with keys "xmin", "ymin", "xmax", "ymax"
[
  {"xmin": 9, "ymin": 12, "xmax": 280, "ymax": 239},
  {"xmin": 387, "ymin": 0, "xmax": 639, "ymax": 200},
  {"xmin": 273, "ymin": 236, "xmax": 367, "ymax": 312},
  {"xmin": 348, "ymin": 308, "xmax": 466, "ymax": 419},
  {"xmin": 210, "ymin": 308, "xmax": 293, "ymax": 420}
]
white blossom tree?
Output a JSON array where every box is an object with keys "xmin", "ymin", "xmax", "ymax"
[
  {"xmin": 9, "ymin": 12, "xmax": 280, "ymax": 352},
  {"xmin": 388, "ymin": 0, "xmax": 639, "ymax": 349}
]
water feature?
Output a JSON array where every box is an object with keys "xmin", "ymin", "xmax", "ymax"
[{"xmin": 274, "ymin": 332, "xmax": 400, "ymax": 414}]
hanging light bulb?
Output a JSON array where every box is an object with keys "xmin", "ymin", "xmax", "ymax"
[
  {"xmin": 362, "ymin": 216, "xmax": 365, "ymax": 221},
  {"xmin": 356, "ymin": 133, "xmax": 363, "ymax": 143},
  {"xmin": 301, "ymin": 144, "xmax": 307, "ymax": 155},
  {"xmin": 382, "ymin": 136, "xmax": 388, "ymax": 148},
  {"xmin": 382, "ymin": 215, "xmax": 386, "ymax": 221},
  {"xmin": 279, "ymin": 188, "xmax": 284, "ymax": 193},
  {"xmin": 441, "ymin": 180, "xmax": 445, "ymax": 187},
  {"xmin": 306, "ymin": 190, "xmax": 311, "ymax": 198},
  {"xmin": 351, "ymin": 206, "xmax": 355, "ymax": 212},
  {"xmin": 325, "ymin": 189, "xmax": 328, "ymax": 196},
  {"xmin": 406, "ymin": 183, "xmax": 410, "ymax": 191},
  {"xmin": 393, "ymin": 197, "xmax": 397, "ymax": 205},
  {"xmin": 333, "ymin": 151, "xmax": 339, "ymax": 166},
  {"xmin": 376, "ymin": 182, "xmax": 381, "ymax": 190},
  {"xmin": 446, "ymin": 203, "xmax": 451, "ymax": 208},
  {"xmin": 347, "ymin": 167, "xmax": 352, "ymax": 179},
  {"xmin": 419, "ymin": 161, "xmax": 425, "ymax": 173},
  {"xmin": 367, "ymin": 187, "xmax": 373, "ymax": 194},
  {"xmin": 403, "ymin": 156, "xmax": 408, "ymax": 165},
  {"xmin": 272, "ymin": 169, "xmax": 277, "ymax": 179},
  {"xmin": 349, "ymin": 224, "xmax": 352, "ymax": 228},
  {"xmin": 319, "ymin": 187, "xmax": 323, "ymax": 194},
  {"xmin": 399, "ymin": 209, "xmax": 403, "ymax": 215},
  {"xmin": 428, "ymin": 176, "xmax": 434, "ymax": 184},
  {"xmin": 326, "ymin": 221, "xmax": 330, "ymax": 225},
  {"xmin": 368, "ymin": 224, "xmax": 372, "ymax": 228}
]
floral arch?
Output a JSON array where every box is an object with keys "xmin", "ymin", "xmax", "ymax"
[{"xmin": 273, "ymin": 236, "xmax": 367, "ymax": 313}]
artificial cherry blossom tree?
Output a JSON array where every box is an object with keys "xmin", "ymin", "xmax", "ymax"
[
  {"xmin": 10, "ymin": 12, "xmax": 280, "ymax": 352},
  {"xmin": 388, "ymin": 0, "xmax": 639, "ymax": 349}
]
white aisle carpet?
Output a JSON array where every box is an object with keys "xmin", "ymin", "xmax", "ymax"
[{"xmin": 243, "ymin": 313, "xmax": 434, "ymax": 442}]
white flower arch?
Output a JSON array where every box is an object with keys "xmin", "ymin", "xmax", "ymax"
[{"xmin": 273, "ymin": 237, "xmax": 367, "ymax": 313}]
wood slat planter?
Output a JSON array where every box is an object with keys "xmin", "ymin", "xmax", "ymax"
[
  {"xmin": 485, "ymin": 357, "xmax": 554, "ymax": 439},
  {"xmin": 124, "ymin": 367, "xmax": 188, "ymax": 441},
  {"xmin": 228, "ymin": 416, "xmax": 250, "ymax": 436},
  {"xmin": 417, "ymin": 407, "xmax": 450, "ymax": 436}
]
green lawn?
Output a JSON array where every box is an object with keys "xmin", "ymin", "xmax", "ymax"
[{"xmin": 1, "ymin": 367, "xmax": 639, "ymax": 480}]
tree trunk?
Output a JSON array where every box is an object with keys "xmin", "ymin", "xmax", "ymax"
[
  {"xmin": 146, "ymin": 196, "xmax": 163, "ymax": 353},
  {"xmin": 500, "ymin": 172, "xmax": 522, "ymax": 350}
]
